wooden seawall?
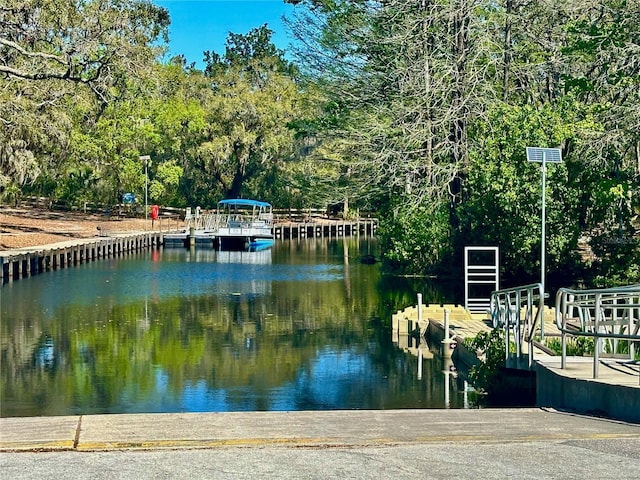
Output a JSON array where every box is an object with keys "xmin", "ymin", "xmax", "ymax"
[
  {"xmin": 0, "ymin": 232, "xmax": 163, "ymax": 283},
  {"xmin": 274, "ymin": 219, "xmax": 377, "ymax": 240}
]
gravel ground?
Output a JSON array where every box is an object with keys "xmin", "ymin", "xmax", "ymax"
[{"xmin": 0, "ymin": 207, "xmax": 152, "ymax": 250}]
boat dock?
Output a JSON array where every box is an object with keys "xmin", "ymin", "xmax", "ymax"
[
  {"xmin": 0, "ymin": 231, "xmax": 162, "ymax": 283},
  {"xmin": 163, "ymin": 218, "xmax": 379, "ymax": 248},
  {"xmin": 393, "ymin": 302, "xmax": 560, "ymax": 350},
  {"xmin": 274, "ymin": 219, "xmax": 377, "ymax": 239},
  {"xmin": 392, "ymin": 300, "xmax": 640, "ymax": 423},
  {"xmin": 1, "ymin": 216, "xmax": 377, "ymax": 281}
]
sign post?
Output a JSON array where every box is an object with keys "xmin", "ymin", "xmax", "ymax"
[
  {"xmin": 526, "ymin": 146, "xmax": 562, "ymax": 307},
  {"xmin": 139, "ymin": 155, "xmax": 151, "ymax": 225}
]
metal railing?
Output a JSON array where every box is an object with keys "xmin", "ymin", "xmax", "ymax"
[
  {"xmin": 490, "ymin": 283, "xmax": 545, "ymax": 368},
  {"xmin": 555, "ymin": 285, "xmax": 640, "ymax": 381},
  {"xmin": 184, "ymin": 208, "xmax": 218, "ymax": 231}
]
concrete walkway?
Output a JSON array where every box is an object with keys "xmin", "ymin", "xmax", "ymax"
[{"xmin": 1, "ymin": 409, "xmax": 639, "ymax": 479}]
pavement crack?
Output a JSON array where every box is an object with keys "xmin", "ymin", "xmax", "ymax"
[{"xmin": 73, "ymin": 416, "xmax": 83, "ymax": 449}]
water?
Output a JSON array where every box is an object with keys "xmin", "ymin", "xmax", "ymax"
[{"xmin": 0, "ymin": 238, "xmax": 469, "ymax": 417}]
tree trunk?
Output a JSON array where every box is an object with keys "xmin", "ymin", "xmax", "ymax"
[{"xmin": 503, "ymin": 0, "xmax": 513, "ymax": 101}]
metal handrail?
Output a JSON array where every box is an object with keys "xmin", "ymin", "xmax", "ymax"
[
  {"xmin": 490, "ymin": 283, "xmax": 544, "ymax": 368},
  {"xmin": 555, "ymin": 285, "xmax": 640, "ymax": 381}
]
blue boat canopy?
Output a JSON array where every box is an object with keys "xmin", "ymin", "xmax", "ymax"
[{"xmin": 218, "ymin": 199, "xmax": 272, "ymax": 208}]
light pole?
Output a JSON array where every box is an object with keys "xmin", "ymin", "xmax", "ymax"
[
  {"xmin": 525, "ymin": 146, "xmax": 562, "ymax": 302},
  {"xmin": 139, "ymin": 155, "xmax": 150, "ymax": 225}
]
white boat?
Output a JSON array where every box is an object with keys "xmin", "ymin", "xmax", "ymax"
[
  {"xmin": 163, "ymin": 199, "xmax": 275, "ymax": 250},
  {"xmin": 213, "ymin": 199, "xmax": 274, "ymax": 251}
]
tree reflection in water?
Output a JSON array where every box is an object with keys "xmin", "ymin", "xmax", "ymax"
[{"xmin": 1, "ymin": 238, "xmax": 466, "ymax": 417}]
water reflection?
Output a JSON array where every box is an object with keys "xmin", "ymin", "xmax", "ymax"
[{"xmin": 1, "ymin": 238, "xmax": 469, "ymax": 417}]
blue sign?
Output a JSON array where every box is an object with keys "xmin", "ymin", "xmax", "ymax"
[{"xmin": 123, "ymin": 193, "xmax": 136, "ymax": 204}]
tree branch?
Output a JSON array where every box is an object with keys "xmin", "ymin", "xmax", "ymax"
[{"xmin": 0, "ymin": 38, "xmax": 67, "ymax": 65}]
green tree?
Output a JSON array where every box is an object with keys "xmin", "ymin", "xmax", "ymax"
[
  {"xmin": 0, "ymin": 0, "xmax": 169, "ymax": 196},
  {"xmin": 149, "ymin": 160, "xmax": 184, "ymax": 205},
  {"xmin": 287, "ymin": 0, "xmax": 640, "ymax": 284},
  {"xmin": 286, "ymin": 0, "xmax": 499, "ymax": 269},
  {"xmin": 198, "ymin": 25, "xmax": 303, "ymax": 201},
  {"xmin": 460, "ymin": 100, "xmax": 585, "ymax": 282}
]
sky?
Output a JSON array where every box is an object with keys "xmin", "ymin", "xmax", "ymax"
[{"xmin": 153, "ymin": 1, "xmax": 297, "ymax": 69}]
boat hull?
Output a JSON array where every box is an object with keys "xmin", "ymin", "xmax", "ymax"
[{"xmin": 218, "ymin": 234, "xmax": 274, "ymax": 251}]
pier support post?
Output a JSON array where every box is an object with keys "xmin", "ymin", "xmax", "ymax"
[
  {"xmin": 441, "ymin": 308, "xmax": 455, "ymax": 358},
  {"xmin": 8, "ymin": 259, "xmax": 15, "ymax": 281},
  {"xmin": 189, "ymin": 227, "xmax": 195, "ymax": 248}
]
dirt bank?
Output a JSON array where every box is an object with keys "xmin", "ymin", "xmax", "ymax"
[{"xmin": 0, "ymin": 207, "xmax": 155, "ymax": 250}]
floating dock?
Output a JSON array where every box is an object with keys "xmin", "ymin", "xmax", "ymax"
[
  {"xmin": 163, "ymin": 230, "xmax": 217, "ymax": 248},
  {"xmin": 392, "ymin": 301, "xmax": 639, "ymax": 423}
]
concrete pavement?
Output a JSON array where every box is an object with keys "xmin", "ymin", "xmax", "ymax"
[{"xmin": 1, "ymin": 409, "xmax": 639, "ymax": 479}]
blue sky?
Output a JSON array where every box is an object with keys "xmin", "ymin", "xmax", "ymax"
[{"xmin": 153, "ymin": 1, "xmax": 296, "ymax": 69}]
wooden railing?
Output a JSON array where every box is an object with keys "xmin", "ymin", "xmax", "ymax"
[{"xmin": 8, "ymin": 198, "xmax": 376, "ymax": 224}]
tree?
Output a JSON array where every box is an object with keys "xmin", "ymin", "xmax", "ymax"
[
  {"xmin": 0, "ymin": 0, "xmax": 168, "ymax": 97},
  {"xmin": 286, "ymin": 0, "xmax": 639, "ymax": 284},
  {"xmin": 460, "ymin": 100, "xmax": 585, "ymax": 282},
  {"xmin": 197, "ymin": 25, "xmax": 303, "ymax": 201},
  {"xmin": 0, "ymin": 0, "xmax": 169, "ymax": 195},
  {"xmin": 286, "ymin": 0, "xmax": 498, "ymax": 273},
  {"xmin": 289, "ymin": 0, "xmax": 492, "ymax": 204}
]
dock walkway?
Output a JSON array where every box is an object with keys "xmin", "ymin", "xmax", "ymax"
[
  {"xmin": 274, "ymin": 218, "xmax": 377, "ymax": 239},
  {"xmin": 392, "ymin": 302, "xmax": 562, "ymax": 341},
  {"xmin": 0, "ymin": 231, "xmax": 162, "ymax": 283}
]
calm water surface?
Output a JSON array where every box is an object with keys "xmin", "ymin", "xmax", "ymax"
[{"xmin": 1, "ymin": 238, "xmax": 469, "ymax": 417}]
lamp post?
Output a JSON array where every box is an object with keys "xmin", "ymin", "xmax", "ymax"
[
  {"xmin": 139, "ymin": 155, "xmax": 150, "ymax": 225},
  {"xmin": 525, "ymin": 146, "xmax": 562, "ymax": 304}
]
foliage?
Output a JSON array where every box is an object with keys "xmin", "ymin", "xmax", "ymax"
[
  {"xmin": 377, "ymin": 203, "xmax": 453, "ymax": 275},
  {"xmin": 0, "ymin": 0, "xmax": 169, "ymax": 193},
  {"xmin": 150, "ymin": 161, "xmax": 184, "ymax": 205},
  {"xmin": 545, "ymin": 335, "xmax": 638, "ymax": 360},
  {"xmin": 283, "ymin": 84, "xmax": 362, "ymax": 211},
  {"xmin": 466, "ymin": 328, "xmax": 506, "ymax": 394},
  {"xmin": 458, "ymin": 99, "xmax": 588, "ymax": 281},
  {"xmin": 0, "ymin": 182, "xmax": 21, "ymax": 206},
  {"xmin": 198, "ymin": 25, "xmax": 303, "ymax": 201},
  {"xmin": 545, "ymin": 337, "xmax": 595, "ymax": 356}
]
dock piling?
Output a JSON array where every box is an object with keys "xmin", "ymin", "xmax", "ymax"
[
  {"xmin": 1, "ymin": 232, "xmax": 163, "ymax": 284},
  {"xmin": 442, "ymin": 309, "xmax": 455, "ymax": 358}
]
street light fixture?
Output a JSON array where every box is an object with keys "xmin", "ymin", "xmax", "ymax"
[
  {"xmin": 139, "ymin": 155, "xmax": 150, "ymax": 225},
  {"xmin": 526, "ymin": 146, "xmax": 562, "ymax": 306}
]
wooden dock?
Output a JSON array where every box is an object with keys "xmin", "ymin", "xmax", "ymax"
[
  {"xmin": 1, "ymin": 217, "xmax": 376, "ymax": 281},
  {"xmin": 392, "ymin": 303, "xmax": 560, "ymax": 358},
  {"xmin": 274, "ymin": 219, "xmax": 377, "ymax": 240},
  {"xmin": 0, "ymin": 231, "xmax": 163, "ymax": 283}
]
